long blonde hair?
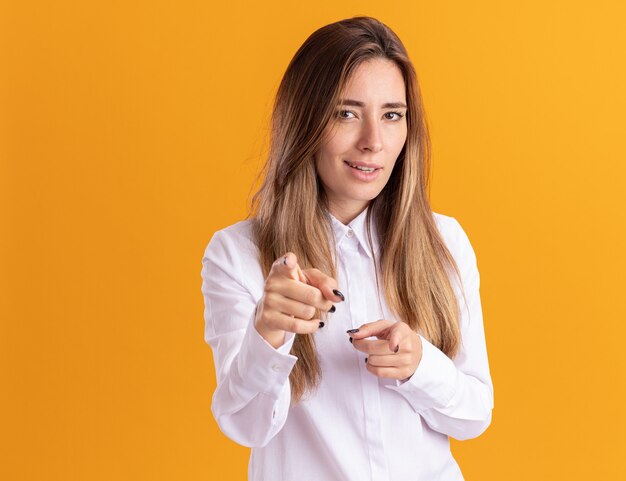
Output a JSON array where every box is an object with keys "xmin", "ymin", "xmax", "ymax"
[{"xmin": 250, "ymin": 16, "xmax": 462, "ymax": 403}]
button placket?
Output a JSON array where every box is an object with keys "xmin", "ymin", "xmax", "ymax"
[{"xmin": 354, "ymin": 243, "xmax": 391, "ymax": 481}]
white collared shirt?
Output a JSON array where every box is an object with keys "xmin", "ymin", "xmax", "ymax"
[{"xmin": 201, "ymin": 208, "xmax": 493, "ymax": 481}]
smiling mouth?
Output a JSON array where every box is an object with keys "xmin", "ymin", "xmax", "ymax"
[{"xmin": 344, "ymin": 161, "xmax": 381, "ymax": 173}]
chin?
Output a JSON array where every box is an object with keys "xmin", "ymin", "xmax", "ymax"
[{"xmin": 347, "ymin": 190, "xmax": 382, "ymax": 203}]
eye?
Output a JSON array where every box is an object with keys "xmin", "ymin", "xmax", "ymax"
[
  {"xmin": 384, "ymin": 111, "xmax": 405, "ymax": 121},
  {"xmin": 336, "ymin": 110, "xmax": 356, "ymax": 119}
]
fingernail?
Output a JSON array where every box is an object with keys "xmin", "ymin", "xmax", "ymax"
[
  {"xmin": 364, "ymin": 357, "xmax": 368, "ymax": 364},
  {"xmin": 329, "ymin": 305, "xmax": 336, "ymax": 313},
  {"xmin": 333, "ymin": 289, "xmax": 345, "ymax": 301},
  {"xmin": 349, "ymin": 337, "xmax": 353, "ymax": 343},
  {"xmin": 319, "ymin": 321, "xmax": 325, "ymax": 328},
  {"xmin": 394, "ymin": 345, "xmax": 399, "ymax": 353},
  {"xmin": 346, "ymin": 328, "xmax": 359, "ymax": 334}
]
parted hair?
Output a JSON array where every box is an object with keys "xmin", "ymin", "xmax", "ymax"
[{"xmin": 250, "ymin": 16, "xmax": 463, "ymax": 403}]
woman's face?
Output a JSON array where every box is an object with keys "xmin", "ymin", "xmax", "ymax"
[{"xmin": 314, "ymin": 58, "xmax": 408, "ymax": 223}]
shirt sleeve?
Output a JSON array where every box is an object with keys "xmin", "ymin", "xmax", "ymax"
[
  {"xmin": 201, "ymin": 228, "xmax": 298, "ymax": 448},
  {"xmin": 385, "ymin": 217, "xmax": 494, "ymax": 441}
]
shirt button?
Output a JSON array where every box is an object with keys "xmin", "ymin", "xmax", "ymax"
[
  {"xmin": 346, "ymin": 229, "xmax": 354, "ymax": 238},
  {"xmin": 272, "ymin": 365, "xmax": 281, "ymax": 372}
]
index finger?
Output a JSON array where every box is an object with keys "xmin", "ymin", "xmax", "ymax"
[
  {"xmin": 348, "ymin": 319, "xmax": 395, "ymax": 340},
  {"xmin": 281, "ymin": 278, "xmax": 334, "ymax": 313},
  {"xmin": 301, "ymin": 268, "xmax": 344, "ymax": 302},
  {"xmin": 270, "ymin": 252, "xmax": 308, "ymax": 283},
  {"xmin": 351, "ymin": 338, "xmax": 397, "ymax": 355}
]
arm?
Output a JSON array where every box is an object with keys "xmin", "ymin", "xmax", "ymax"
[
  {"xmin": 385, "ymin": 217, "xmax": 494, "ymax": 441},
  {"xmin": 201, "ymin": 229, "xmax": 297, "ymax": 448}
]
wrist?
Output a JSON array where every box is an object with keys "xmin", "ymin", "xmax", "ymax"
[{"xmin": 254, "ymin": 313, "xmax": 287, "ymax": 349}]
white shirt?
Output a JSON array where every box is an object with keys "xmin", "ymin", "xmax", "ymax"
[{"xmin": 201, "ymin": 208, "xmax": 494, "ymax": 481}]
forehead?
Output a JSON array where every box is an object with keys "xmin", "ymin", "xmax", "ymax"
[{"xmin": 341, "ymin": 58, "xmax": 406, "ymax": 101}]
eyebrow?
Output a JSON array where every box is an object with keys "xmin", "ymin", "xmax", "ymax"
[{"xmin": 339, "ymin": 98, "xmax": 408, "ymax": 109}]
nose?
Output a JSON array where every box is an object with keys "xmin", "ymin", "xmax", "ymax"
[{"xmin": 357, "ymin": 117, "xmax": 383, "ymax": 153}]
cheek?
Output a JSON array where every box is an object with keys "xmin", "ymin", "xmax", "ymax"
[
  {"xmin": 316, "ymin": 146, "xmax": 345, "ymax": 179},
  {"xmin": 323, "ymin": 126, "xmax": 356, "ymax": 155},
  {"xmin": 315, "ymin": 155, "xmax": 336, "ymax": 177},
  {"xmin": 314, "ymin": 156, "xmax": 338, "ymax": 192},
  {"xmin": 320, "ymin": 141, "xmax": 345, "ymax": 161},
  {"xmin": 394, "ymin": 129, "xmax": 408, "ymax": 150},
  {"xmin": 390, "ymin": 137, "xmax": 407, "ymax": 163}
]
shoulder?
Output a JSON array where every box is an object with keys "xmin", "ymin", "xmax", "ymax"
[
  {"xmin": 201, "ymin": 218, "xmax": 265, "ymax": 299},
  {"xmin": 207, "ymin": 218, "xmax": 256, "ymax": 245},
  {"xmin": 431, "ymin": 211, "xmax": 477, "ymax": 269},
  {"xmin": 432, "ymin": 211, "xmax": 464, "ymax": 246},
  {"xmin": 202, "ymin": 218, "xmax": 259, "ymax": 266}
]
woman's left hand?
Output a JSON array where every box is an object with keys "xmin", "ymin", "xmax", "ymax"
[{"xmin": 348, "ymin": 320, "xmax": 423, "ymax": 381}]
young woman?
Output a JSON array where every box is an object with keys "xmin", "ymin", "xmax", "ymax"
[{"xmin": 201, "ymin": 16, "xmax": 493, "ymax": 481}]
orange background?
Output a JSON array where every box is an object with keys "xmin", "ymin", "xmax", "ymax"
[{"xmin": 2, "ymin": 1, "xmax": 625, "ymax": 479}]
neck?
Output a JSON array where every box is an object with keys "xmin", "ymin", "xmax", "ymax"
[{"xmin": 328, "ymin": 200, "xmax": 369, "ymax": 225}]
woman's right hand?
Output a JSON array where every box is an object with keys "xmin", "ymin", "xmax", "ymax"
[{"xmin": 254, "ymin": 252, "xmax": 344, "ymax": 348}]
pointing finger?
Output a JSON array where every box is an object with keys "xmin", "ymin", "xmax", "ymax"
[
  {"xmin": 271, "ymin": 252, "xmax": 304, "ymax": 282},
  {"xmin": 347, "ymin": 319, "xmax": 395, "ymax": 340},
  {"xmin": 301, "ymin": 268, "xmax": 344, "ymax": 302},
  {"xmin": 351, "ymin": 338, "xmax": 397, "ymax": 355}
]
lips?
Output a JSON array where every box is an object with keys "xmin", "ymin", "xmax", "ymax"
[{"xmin": 344, "ymin": 160, "xmax": 382, "ymax": 172}]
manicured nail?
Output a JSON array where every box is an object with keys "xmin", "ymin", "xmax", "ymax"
[
  {"xmin": 346, "ymin": 328, "xmax": 359, "ymax": 334},
  {"xmin": 349, "ymin": 337, "xmax": 353, "ymax": 343},
  {"xmin": 394, "ymin": 345, "xmax": 399, "ymax": 353},
  {"xmin": 364, "ymin": 357, "xmax": 368, "ymax": 364},
  {"xmin": 319, "ymin": 321, "xmax": 325, "ymax": 328},
  {"xmin": 329, "ymin": 305, "xmax": 336, "ymax": 313},
  {"xmin": 333, "ymin": 289, "xmax": 345, "ymax": 301}
]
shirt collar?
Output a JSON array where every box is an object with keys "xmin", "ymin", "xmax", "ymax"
[{"xmin": 328, "ymin": 206, "xmax": 380, "ymax": 259}]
